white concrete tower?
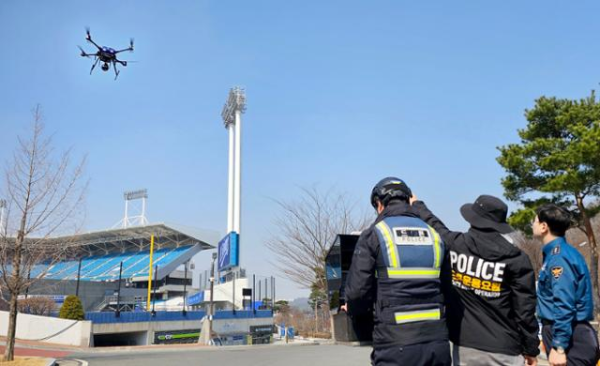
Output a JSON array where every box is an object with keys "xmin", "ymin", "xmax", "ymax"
[{"xmin": 221, "ymin": 87, "xmax": 246, "ymax": 235}]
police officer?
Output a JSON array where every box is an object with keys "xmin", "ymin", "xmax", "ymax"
[
  {"xmin": 344, "ymin": 177, "xmax": 451, "ymax": 366},
  {"xmin": 533, "ymin": 204, "xmax": 600, "ymax": 366},
  {"xmin": 411, "ymin": 194, "xmax": 540, "ymax": 365}
]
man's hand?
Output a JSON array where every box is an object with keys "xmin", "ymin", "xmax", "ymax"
[
  {"xmin": 409, "ymin": 194, "xmax": 418, "ymax": 205},
  {"xmin": 548, "ymin": 349, "xmax": 567, "ymax": 366},
  {"xmin": 340, "ymin": 304, "xmax": 348, "ymax": 312},
  {"xmin": 524, "ymin": 355, "xmax": 537, "ymax": 365}
]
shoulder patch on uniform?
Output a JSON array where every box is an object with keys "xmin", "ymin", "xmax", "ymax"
[
  {"xmin": 551, "ymin": 266, "xmax": 563, "ymax": 279},
  {"xmin": 552, "ymin": 246, "xmax": 561, "ymax": 255}
]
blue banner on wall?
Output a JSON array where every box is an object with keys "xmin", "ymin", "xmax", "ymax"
[
  {"xmin": 218, "ymin": 231, "xmax": 239, "ymax": 271},
  {"xmin": 187, "ymin": 292, "xmax": 204, "ymax": 306}
]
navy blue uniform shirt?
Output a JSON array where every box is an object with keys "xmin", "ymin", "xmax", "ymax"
[{"xmin": 537, "ymin": 237, "xmax": 594, "ymax": 349}]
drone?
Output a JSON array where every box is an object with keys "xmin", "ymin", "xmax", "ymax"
[{"xmin": 78, "ymin": 28, "xmax": 134, "ymax": 80}]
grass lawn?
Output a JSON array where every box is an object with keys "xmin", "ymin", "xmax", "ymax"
[{"xmin": 0, "ymin": 356, "xmax": 48, "ymax": 365}]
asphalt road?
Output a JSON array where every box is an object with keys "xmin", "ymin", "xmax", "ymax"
[
  {"xmin": 57, "ymin": 343, "xmax": 550, "ymax": 366},
  {"xmin": 60, "ymin": 344, "xmax": 372, "ymax": 366}
]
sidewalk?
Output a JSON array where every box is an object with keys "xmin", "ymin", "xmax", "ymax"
[{"xmin": 0, "ymin": 337, "xmax": 77, "ymax": 359}]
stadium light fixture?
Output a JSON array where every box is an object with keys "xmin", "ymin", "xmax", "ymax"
[
  {"xmin": 116, "ymin": 189, "xmax": 149, "ymax": 228},
  {"xmin": 221, "ymin": 87, "xmax": 246, "ymax": 128},
  {"xmin": 124, "ymin": 189, "xmax": 148, "ymax": 201}
]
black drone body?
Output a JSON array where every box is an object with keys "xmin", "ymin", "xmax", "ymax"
[{"xmin": 78, "ymin": 28, "xmax": 134, "ymax": 80}]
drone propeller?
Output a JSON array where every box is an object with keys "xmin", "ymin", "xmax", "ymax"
[
  {"xmin": 77, "ymin": 45, "xmax": 88, "ymax": 57},
  {"xmin": 85, "ymin": 27, "xmax": 91, "ymax": 40},
  {"xmin": 129, "ymin": 38, "xmax": 134, "ymax": 50}
]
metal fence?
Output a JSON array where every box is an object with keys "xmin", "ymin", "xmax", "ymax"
[{"xmin": 85, "ymin": 309, "xmax": 273, "ymax": 324}]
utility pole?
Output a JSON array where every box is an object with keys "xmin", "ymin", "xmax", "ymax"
[
  {"xmin": 232, "ymin": 275, "xmax": 236, "ymax": 314},
  {"xmin": 208, "ymin": 252, "xmax": 217, "ymax": 343},
  {"xmin": 75, "ymin": 258, "xmax": 82, "ymax": 297},
  {"xmin": 315, "ymin": 300, "xmax": 318, "ymax": 336},
  {"xmin": 152, "ymin": 265, "xmax": 158, "ymax": 316},
  {"xmin": 116, "ymin": 261, "xmax": 123, "ymax": 318},
  {"xmin": 252, "ymin": 274, "xmax": 256, "ymax": 314},
  {"xmin": 183, "ymin": 261, "xmax": 188, "ymax": 316}
]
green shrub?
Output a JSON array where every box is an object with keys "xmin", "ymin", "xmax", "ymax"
[{"xmin": 59, "ymin": 295, "xmax": 85, "ymax": 320}]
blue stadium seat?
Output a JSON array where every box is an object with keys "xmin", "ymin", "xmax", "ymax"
[
  {"xmin": 14, "ymin": 245, "xmax": 194, "ymax": 282},
  {"xmin": 131, "ymin": 246, "xmax": 191, "ymax": 278}
]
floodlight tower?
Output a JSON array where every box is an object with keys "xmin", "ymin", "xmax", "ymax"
[
  {"xmin": 0, "ymin": 199, "xmax": 6, "ymax": 235},
  {"xmin": 221, "ymin": 87, "xmax": 246, "ymax": 235},
  {"xmin": 121, "ymin": 189, "xmax": 149, "ymax": 228}
]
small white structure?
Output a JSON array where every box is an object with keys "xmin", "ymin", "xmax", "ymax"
[{"xmin": 204, "ymin": 277, "xmax": 250, "ymax": 310}]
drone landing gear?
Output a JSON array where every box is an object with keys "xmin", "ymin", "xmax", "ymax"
[
  {"xmin": 90, "ymin": 58, "xmax": 100, "ymax": 75},
  {"xmin": 112, "ymin": 61, "xmax": 120, "ymax": 80}
]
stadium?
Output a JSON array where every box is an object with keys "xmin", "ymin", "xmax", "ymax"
[
  {"xmin": 1, "ymin": 195, "xmax": 275, "ymax": 347},
  {"xmin": 24, "ymin": 223, "xmax": 213, "ymax": 313},
  {"xmin": 2, "ymin": 220, "xmax": 275, "ymax": 347}
]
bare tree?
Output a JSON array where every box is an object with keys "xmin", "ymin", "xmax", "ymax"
[
  {"xmin": 17, "ymin": 296, "xmax": 57, "ymax": 316},
  {"xmin": 513, "ymin": 232, "xmax": 543, "ymax": 277},
  {"xmin": 0, "ymin": 105, "xmax": 87, "ymax": 361},
  {"xmin": 266, "ymin": 186, "xmax": 369, "ymax": 308}
]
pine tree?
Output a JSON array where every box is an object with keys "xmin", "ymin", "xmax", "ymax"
[
  {"xmin": 497, "ymin": 90, "xmax": 600, "ymax": 316},
  {"xmin": 59, "ymin": 295, "xmax": 85, "ymax": 320}
]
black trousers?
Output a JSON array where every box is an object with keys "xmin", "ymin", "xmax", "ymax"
[
  {"xmin": 372, "ymin": 340, "xmax": 452, "ymax": 366},
  {"xmin": 542, "ymin": 321, "xmax": 600, "ymax": 366}
]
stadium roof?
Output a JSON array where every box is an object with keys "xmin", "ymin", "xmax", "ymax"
[{"xmin": 52, "ymin": 223, "xmax": 216, "ymax": 254}]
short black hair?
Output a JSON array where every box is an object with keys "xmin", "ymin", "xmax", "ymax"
[{"xmin": 536, "ymin": 204, "xmax": 571, "ymax": 237}]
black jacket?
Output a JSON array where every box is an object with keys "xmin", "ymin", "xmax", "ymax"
[
  {"xmin": 345, "ymin": 201, "xmax": 448, "ymax": 349},
  {"xmin": 413, "ymin": 201, "xmax": 540, "ymax": 357}
]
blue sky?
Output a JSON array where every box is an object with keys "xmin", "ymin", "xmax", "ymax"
[{"xmin": 1, "ymin": 1, "xmax": 599, "ymax": 299}]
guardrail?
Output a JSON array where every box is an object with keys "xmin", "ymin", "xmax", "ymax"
[{"xmin": 86, "ymin": 310, "xmax": 273, "ymax": 324}]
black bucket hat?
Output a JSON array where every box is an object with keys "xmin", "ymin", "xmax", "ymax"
[{"xmin": 460, "ymin": 195, "xmax": 514, "ymax": 234}]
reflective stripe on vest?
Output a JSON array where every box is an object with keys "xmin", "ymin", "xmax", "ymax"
[
  {"xmin": 394, "ymin": 308, "xmax": 441, "ymax": 324},
  {"xmin": 376, "ymin": 221, "xmax": 399, "ymax": 268},
  {"xmin": 387, "ymin": 267, "xmax": 441, "ymax": 279},
  {"xmin": 429, "ymin": 226, "xmax": 442, "ymax": 269}
]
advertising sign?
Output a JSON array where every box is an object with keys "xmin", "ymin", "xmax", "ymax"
[
  {"xmin": 154, "ymin": 329, "xmax": 201, "ymax": 344},
  {"xmin": 218, "ymin": 231, "xmax": 239, "ymax": 271}
]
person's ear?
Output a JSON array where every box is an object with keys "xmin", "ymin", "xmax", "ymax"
[
  {"xmin": 376, "ymin": 200, "xmax": 385, "ymax": 214},
  {"xmin": 540, "ymin": 221, "xmax": 549, "ymax": 235}
]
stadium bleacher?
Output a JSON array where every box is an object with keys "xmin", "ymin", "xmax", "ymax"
[{"xmin": 30, "ymin": 245, "xmax": 193, "ymax": 282}]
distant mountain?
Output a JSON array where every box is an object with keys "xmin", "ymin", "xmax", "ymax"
[{"xmin": 290, "ymin": 297, "xmax": 310, "ymax": 311}]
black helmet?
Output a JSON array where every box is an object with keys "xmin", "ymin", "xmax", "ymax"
[{"xmin": 370, "ymin": 177, "xmax": 412, "ymax": 209}]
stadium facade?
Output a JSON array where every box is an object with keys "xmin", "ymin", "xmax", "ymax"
[{"xmin": 23, "ymin": 223, "xmax": 213, "ymax": 312}]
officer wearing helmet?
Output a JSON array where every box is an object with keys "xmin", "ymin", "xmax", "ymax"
[{"xmin": 344, "ymin": 177, "xmax": 451, "ymax": 366}]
